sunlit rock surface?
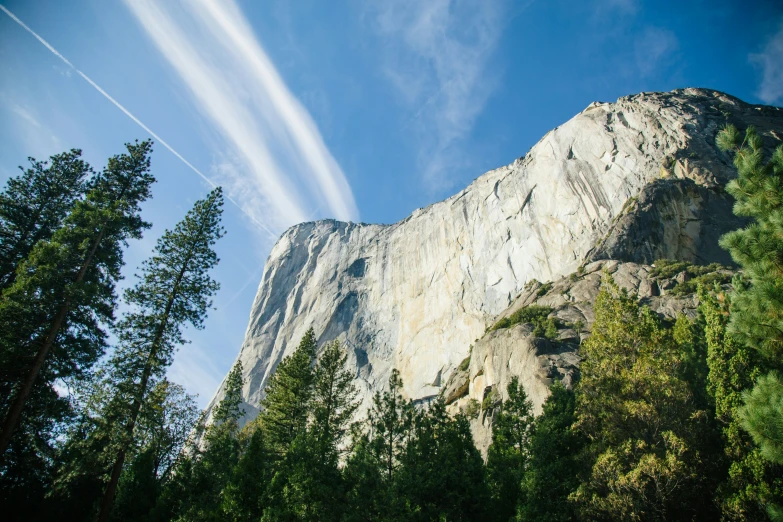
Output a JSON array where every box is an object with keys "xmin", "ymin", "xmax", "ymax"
[{"xmin": 206, "ymin": 88, "xmax": 782, "ymax": 428}]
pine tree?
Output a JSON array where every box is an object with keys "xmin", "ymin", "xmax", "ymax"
[
  {"xmin": 0, "ymin": 149, "xmax": 91, "ymax": 289},
  {"xmin": 716, "ymin": 124, "xmax": 783, "ymax": 520},
  {"xmin": 166, "ymin": 362, "xmax": 244, "ymax": 522},
  {"xmin": 716, "ymin": 125, "xmax": 783, "ymax": 361},
  {"xmin": 0, "ymin": 140, "xmax": 155, "ymax": 460},
  {"xmin": 272, "ymin": 340, "xmax": 359, "ymax": 520},
  {"xmin": 221, "ymin": 427, "xmax": 270, "ymax": 522},
  {"xmin": 395, "ymin": 400, "xmax": 489, "ymax": 521},
  {"xmin": 343, "ymin": 369, "xmax": 412, "ymax": 520},
  {"xmin": 486, "ymin": 377, "xmax": 534, "ymax": 522},
  {"xmin": 311, "ymin": 340, "xmax": 360, "ymax": 465},
  {"xmin": 95, "ymin": 187, "xmax": 225, "ymax": 522},
  {"xmin": 257, "ymin": 328, "xmax": 317, "ymax": 456},
  {"xmin": 518, "ymin": 382, "xmax": 584, "ymax": 522},
  {"xmin": 109, "ymin": 381, "xmax": 198, "ymax": 522}
]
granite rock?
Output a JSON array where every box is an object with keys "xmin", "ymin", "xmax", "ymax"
[{"xmin": 205, "ymin": 89, "xmax": 782, "ymax": 430}]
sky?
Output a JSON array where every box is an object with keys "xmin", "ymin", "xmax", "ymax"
[{"xmin": 1, "ymin": 0, "xmax": 782, "ymax": 407}]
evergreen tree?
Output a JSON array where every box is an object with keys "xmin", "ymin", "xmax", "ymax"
[
  {"xmin": 221, "ymin": 427, "xmax": 270, "ymax": 522},
  {"xmin": 486, "ymin": 377, "xmax": 533, "ymax": 522},
  {"xmin": 110, "ymin": 381, "xmax": 198, "ymax": 522},
  {"xmin": 257, "ymin": 328, "xmax": 317, "ymax": 456},
  {"xmin": 518, "ymin": 382, "xmax": 584, "ymax": 522},
  {"xmin": 716, "ymin": 124, "xmax": 783, "ymax": 519},
  {"xmin": 716, "ymin": 125, "xmax": 783, "ymax": 362},
  {"xmin": 311, "ymin": 340, "xmax": 360, "ymax": 465},
  {"xmin": 344, "ymin": 369, "xmax": 412, "ymax": 520},
  {"xmin": 700, "ymin": 287, "xmax": 783, "ymax": 520},
  {"xmin": 0, "ymin": 141, "xmax": 154, "ymax": 463},
  {"xmin": 275, "ymin": 339, "xmax": 359, "ymax": 520},
  {"xmin": 0, "ymin": 149, "xmax": 91, "ymax": 289},
  {"xmin": 396, "ymin": 400, "xmax": 489, "ymax": 521},
  {"xmin": 165, "ymin": 362, "xmax": 244, "ymax": 522},
  {"xmin": 572, "ymin": 276, "xmax": 715, "ymax": 521},
  {"xmin": 95, "ymin": 187, "xmax": 225, "ymax": 522}
]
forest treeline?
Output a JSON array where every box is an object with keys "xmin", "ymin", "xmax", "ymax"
[{"xmin": 0, "ymin": 126, "xmax": 782, "ymax": 521}]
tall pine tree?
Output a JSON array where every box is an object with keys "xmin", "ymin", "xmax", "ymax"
[
  {"xmin": 518, "ymin": 382, "xmax": 584, "ymax": 522},
  {"xmin": 95, "ymin": 187, "xmax": 225, "ymax": 522},
  {"xmin": 486, "ymin": 377, "xmax": 534, "ymax": 522},
  {"xmin": 700, "ymin": 287, "xmax": 783, "ymax": 520},
  {"xmin": 282, "ymin": 340, "xmax": 359, "ymax": 520},
  {"xmin": 715, "ymin": 124, "xmax": 783, "ymax": 520},
  {"xmin": 344, "ymin": 369, "xmax": 412, "ymax": 520},
  {"xmin": 257, "ymin": 328, "xmax": 317, "ymax": 457},
  {"xmin": 163, "ymin": 362, "xmax": 244, "ymax": 522}
]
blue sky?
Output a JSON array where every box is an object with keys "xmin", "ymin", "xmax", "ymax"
[{"xmin": 1, "ymin": 0, "xmax": 781, "ymax": 406}]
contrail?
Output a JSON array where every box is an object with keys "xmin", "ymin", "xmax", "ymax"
[{"xmin": 0, "ymin": 4, "xmax": 278, "ymax": 240}]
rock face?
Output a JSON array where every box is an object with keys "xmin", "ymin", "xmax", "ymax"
[
  {"xmin": 442, "ymin": 259, "xmax": 733, "ymax": 455},
  {"xmin": 207, "ymin": 88, "xmax": 783, "ymax": 427}
]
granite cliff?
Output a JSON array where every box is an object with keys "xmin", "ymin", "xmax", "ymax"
[{"xmin": 206, "ymin": 88, "xmax": 783, "ymax": 429}]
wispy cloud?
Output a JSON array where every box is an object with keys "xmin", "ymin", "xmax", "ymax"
[
  {"xmin": 0, "ymin": 4, "xmax": 279, "ymax": 238},
  {"xmin": 750, "ymin": 20, "xmax": 783, "ymax": 104},
  {"xmin": 634, "ymin": 26, "xmax": 679, "ymax": 78},
  {"xmin": 123, "ymin": 0, "xmax": 359, "ymax": 231},
  {"xmin": 8, "ymin": 101, "xmax": 40, "ymax": 128},
  {"xmin": 368, "ymin": 0, "xmax": 509, "ymax": 191},
  {"xmin": 0, "ymin": 92, "xmax": 62, "ymax": 158}
]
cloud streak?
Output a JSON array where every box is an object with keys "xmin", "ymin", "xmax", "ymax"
[
  {"xmin": 123, "ymin": 0, "xmax": 359, "ymax": 231},
  {"xmin": 634, "ymin": 27, "xmax": 679, "ymax": 78},
  {"xmin": 750, "ymin": 20, "xmax": 783, "ymax": 105},
  {"xmin": 0, "ymin": 4, "xmax": 279, "ymax": 239},
  {"xmin": 369, "ymin": 0, "xmax": 509, "ymax": 191}
]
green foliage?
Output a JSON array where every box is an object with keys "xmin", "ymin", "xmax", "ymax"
[
  {"xmin": 344, "ymin": 371, "xmax": 488, "ymax": 521},
  {"xmin": 650, "ymin": 258, "xmax": 733, "ymax": 296},
  {"xmin": 395, "ymin": 401, "xmax": 489, "ymax": 521},
  {"xmin": 486, "ymin": 377, "xmax": 533, "ymax": 522},
  {"xmin": 110, "ymin": 381, "xmax": 198, "ymax": 522},
  {"xmin": 465, "ymin": 399, "xmax": 480, "ymax": 419},
  {"xmin": 311, "ymin": 340, "xmax": 360, "ymax": 464},
  {"xmin": 257, "ymin": 327, "xmax": 317, "ymax": 456},
  {"xmin": 536, "ymin": 281, "xmax": 553, "ymax": 297},
  {"xmin": 163, "ymin": 363, "xmax": 243, "ymax": 522},
  {"xmin": 343, "ymin": 369, "xmax": 411, "ymax": 519},
  {"xmin": 482, "ymin": 386, "xmax": 500, "ymax": 412},
  {"xmin": 572, "ymin": 276, "xmax": 716, "ymax": 520},
  {"xmin": 649, "ymin": 258, "xmax": 693, "ymax": 278},
  {"xmin": 716, "ymin": 125, "xmax": 783, "ymax": 361},
  {"xmin": 82, "ymin": 188, "xmax": 224, "ymax": 521},
  {"xmin": 221, "ymin": 428, "xmax": 270, "ymax": 522},
  {"xmin": 50, "ymin": 378, "xmax": 198, "ymax": 522},
  {"xmin": 716, "ymin": 124, "xmax": 783, "ymax": 519},
  {"xmin": 0, "ymin": 141, "xmax": 156, "ymax": 510},
  {"xmin": 519, "ymin": 382, "xmax": 584, "ymax": 522},
  {"xmin": 741, "ymin": 372, "xmax": 783, "ymax": 465},
  {"xmin": 0, "ymin": 149, "xmax": 91, "ymax": 290},
  {"xmin": 490, "ymin": 304, "xmax": 560, "ymax": 339}
]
